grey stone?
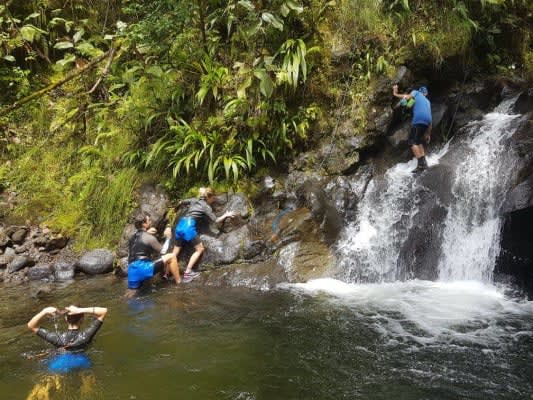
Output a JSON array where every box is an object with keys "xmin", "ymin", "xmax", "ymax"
[
  {"xmin": 503, "ymin": 173, "xmax": 533, "ymax": 214},
  {"xmin": 54, "ymin": 261, "xmax": 76, "ymax": 281},
  {"xmin": 28, "ymin": 264, "xmax": 52, "ymax": 281},
  {"xmin": 78, "ymin": 249, "xmax": 114, "ymax": 275},
  {"xmin": 7, "ymin": 255, "xmax": 35, "ymax": 273},
  {"xmin": 10, "ymin": 227, "xmax": 28, "ymax": 244}
]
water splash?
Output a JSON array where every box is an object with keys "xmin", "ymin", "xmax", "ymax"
[{"xmin": 281, "ymin": 278, "xmax": 533, "ymax": 347}]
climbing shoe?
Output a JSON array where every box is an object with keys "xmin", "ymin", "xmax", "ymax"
[
  {"xmin": 183, "ymin": 271, "xmax": 200, "ymax": 283},
  {"xmin": 411, "ymin": 165, "xmax": 427, "ymax": 174}
]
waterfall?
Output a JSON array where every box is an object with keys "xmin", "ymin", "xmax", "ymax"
[
  {"xmin": 438, "ymin": 102, "xmax": 520, "ymax": 281},
  {"xmin": 336, "ymin": 98, "xmax": 521, "ymax": 284}
]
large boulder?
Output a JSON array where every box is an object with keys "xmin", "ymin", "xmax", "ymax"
[
  {"xmin": 200, "ymin": 226, "xmax": 252, "ymax": 266},
  {"xmin": 77, "ymin": 249, "xmax": 114, "ymax": 275}
]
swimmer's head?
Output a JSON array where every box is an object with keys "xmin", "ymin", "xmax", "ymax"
[{"xmin": 64, "ymin": 305, "xmax": 84, "ymax": 325}]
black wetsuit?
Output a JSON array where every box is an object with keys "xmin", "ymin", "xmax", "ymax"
[
  {"xmin": 128, "ymin": 230, "xmax": 162, "ymax": 263},
  {"xmin": 36, "ymin": 319, "xmax": 103, "ymax": 351}
]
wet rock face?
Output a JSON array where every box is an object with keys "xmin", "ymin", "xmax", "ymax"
[
  {"xmin": 496, "ymin": 206, "xmax": 533, "ymax": 299},
  {"xmin": 397, "ymin": 164, "xmax": 454, "ymax": 280},
  {"xmin": 77, "ymin": 249, "xmax": 114, "ymax": 275}
]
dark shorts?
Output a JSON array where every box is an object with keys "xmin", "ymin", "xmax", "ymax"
[
  {"xmin": 174, "ymin": 217, "xmax": 201, "ymax": 247},
  {"xmin": 127, "ymin": 258, "xmax": 164, "ymax": 289},
  {"xmin": 408, "ymin": 124, "xmax": 429, "ymax": 146}
]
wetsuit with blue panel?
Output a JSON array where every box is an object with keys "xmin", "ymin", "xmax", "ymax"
[
  {"xmin": 174, "ymin": 198, "xmax": 216, "ymax": 246},
  {"xmin": 37, "ymin": 320, "xmax": 103, "ymax": 372},
  {"xmin": 127, "ymin": 230, "xmax": 164, "ymax": 289}
]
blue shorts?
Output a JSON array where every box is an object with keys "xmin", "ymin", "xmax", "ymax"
[
  {"xmin": 127, "ymin": 259, "xmax": 155, "ymax": 289},
  {"xmin": 174, "ymin": 217, "xmax": 199, "ymax": 247},
  {"xmin": 48, "ymin": 352, "xmax": 91, "ymax": 373}
]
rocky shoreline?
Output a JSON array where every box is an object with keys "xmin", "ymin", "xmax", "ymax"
[{"xmin": 1, "ymin": 71, "xmax": 532, "ymax": 297}]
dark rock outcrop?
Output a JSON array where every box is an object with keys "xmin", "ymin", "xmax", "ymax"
[
  {"xmin": 77, "ymin": 249, "xmax": 114, "ymax": 275},
  {"xmin": 397, "ymin": 164, "xmax": 455, "ymax": 280}
]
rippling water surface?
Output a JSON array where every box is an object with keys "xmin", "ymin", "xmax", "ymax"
[{"xmin": 0, "ymin": 277, "xmax": 532, "ymax": 400}]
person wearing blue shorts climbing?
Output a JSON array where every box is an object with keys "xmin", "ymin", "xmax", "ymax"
[
  {"xmin": 392, "ymin": 84, "xmax": 432, "ymax": 173},
  {"xmin": 127, "ymin": 213, "xmax": 181, "ymax": 294},
  {"xmin": 27, "ymin": 305, "xmax": 107, "ymax": 372},
  {"xmin": 173, "ymin": 187, "xmax": 237, "ymax": 282}
]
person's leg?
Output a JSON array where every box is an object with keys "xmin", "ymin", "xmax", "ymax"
[
  {"xmin": 161, "ymin": 253, "xmax": 181, "ymax": 284},
  {"xmin": 185, "ymin": 242, "xmax": 205, "ymax": 274}
]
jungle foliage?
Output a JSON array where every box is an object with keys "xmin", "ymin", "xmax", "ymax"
[{"xmin": 0, "ymin": 0, "xmax": 531, "ymax": 248}]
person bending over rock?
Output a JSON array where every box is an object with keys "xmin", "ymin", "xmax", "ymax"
[
  {"xmin": 173, "ymin": 187, "xmax": 236, "ymax": 283},
  {"xmin": 392, "ymin": 84, "xmax": 432, "ymax": 173},
  {"xmin": 127, "ymin": 213, "xmax": 181, "ymax": 295}
]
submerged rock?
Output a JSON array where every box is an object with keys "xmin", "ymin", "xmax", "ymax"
[
  {"xmin": 28, "ymin": 264, "xmax": 53, "ymax": 281},
  {"xmin": 54, "ymin": 261, "xmax": 76, "ymax": 281}
]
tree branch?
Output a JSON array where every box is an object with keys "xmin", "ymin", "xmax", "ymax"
[
  {"xmin": 87, "ymin": 46, "xmax": 117, "ymax": 94},
  {"xmin": 0, "ymin": 50, "xmax": 110, "ymax": 117}
]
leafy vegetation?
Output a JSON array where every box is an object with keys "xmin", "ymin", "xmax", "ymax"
[{"xmin": 0, "ymin": 0, "xmax": 531, "ymax": 248}]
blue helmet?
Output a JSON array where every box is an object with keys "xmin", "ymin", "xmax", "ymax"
[{"xmin": 419, "ymin": 86, "xmax": 428, "ymax": 95}]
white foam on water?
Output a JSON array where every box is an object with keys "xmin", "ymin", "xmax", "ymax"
[{"xmin": 280, "ymin": 279, "xmax": 533, "ymax": 347}]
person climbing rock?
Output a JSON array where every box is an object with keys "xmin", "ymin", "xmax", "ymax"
[
  {"xmin": 173, "ymin": 187, "xmax": 237, "ymax": 283},
  {"xmin": 392, "ymin": 84, "xmax": 432, "ymax": 173},
  {"xmin": 127, "ymin": 213, "xmax": 181, "ymax": 295}
]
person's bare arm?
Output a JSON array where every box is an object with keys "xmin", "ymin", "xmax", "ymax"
[
  {"xmin": 392, "ymin": 84, "xmax": 413, "ymax": 100},
  {"xmin": 215, "ymin": 211, "xmax": 238, "ymax": 224},
  {"xmin": 27, "ymin": 307, "xmax": 58, "ymax": 333},
  {"xmin": 65, "ymin": 306, "xmax": 108, "ymax": 322}
]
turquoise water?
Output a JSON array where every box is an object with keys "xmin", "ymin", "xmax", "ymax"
[{"xmin": 0, "ymin": 277, "xmax": 532, "ymax": 399}]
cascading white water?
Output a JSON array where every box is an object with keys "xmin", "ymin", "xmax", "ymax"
[
  {"xmin": 438, "ymin": 102, "xmax": 520, "ymax": 281},
  {"xmin": 281, "ymin": 98, "xmax": 532, "ymax": 356},
  {"xmin": 336, "ymin": 98, "xmax": 520, "ymax": 284},
  {"xmin": 336, "ymin": 146, "xmax": 449, "ymax": 283}
]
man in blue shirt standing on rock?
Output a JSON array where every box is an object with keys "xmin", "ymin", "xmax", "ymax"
[{"xmin": 392, "ymin": 84, "xmax": 432, "ymax": 173}]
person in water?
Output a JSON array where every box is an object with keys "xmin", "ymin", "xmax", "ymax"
[
  {"xmin": 392, "ymin": 84, "xmax": 433, "ymax": 173},
  {"xmin": 173, "ymin": 187, "xmax": 237, "ymax": 282},
  {"xmin": 127, "ymin": 213, "xmax": 181, "ymax": 294},
  {"xmin": 27, "ymin": 305, "xmax": 107, "ymax": 351}
]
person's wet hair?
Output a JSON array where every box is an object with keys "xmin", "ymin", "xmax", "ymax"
[
  {"xmin": 133, "ymin": 212, "xmax": 150, "ymax": 229},
  {"xmin": 65, "ymin": 305, "xmax": 84, "ymax": 325}
]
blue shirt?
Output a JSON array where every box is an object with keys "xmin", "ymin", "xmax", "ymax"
[{"xmin": 410, "ymin": 90, "xmax": 432, "ymax": 126}]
